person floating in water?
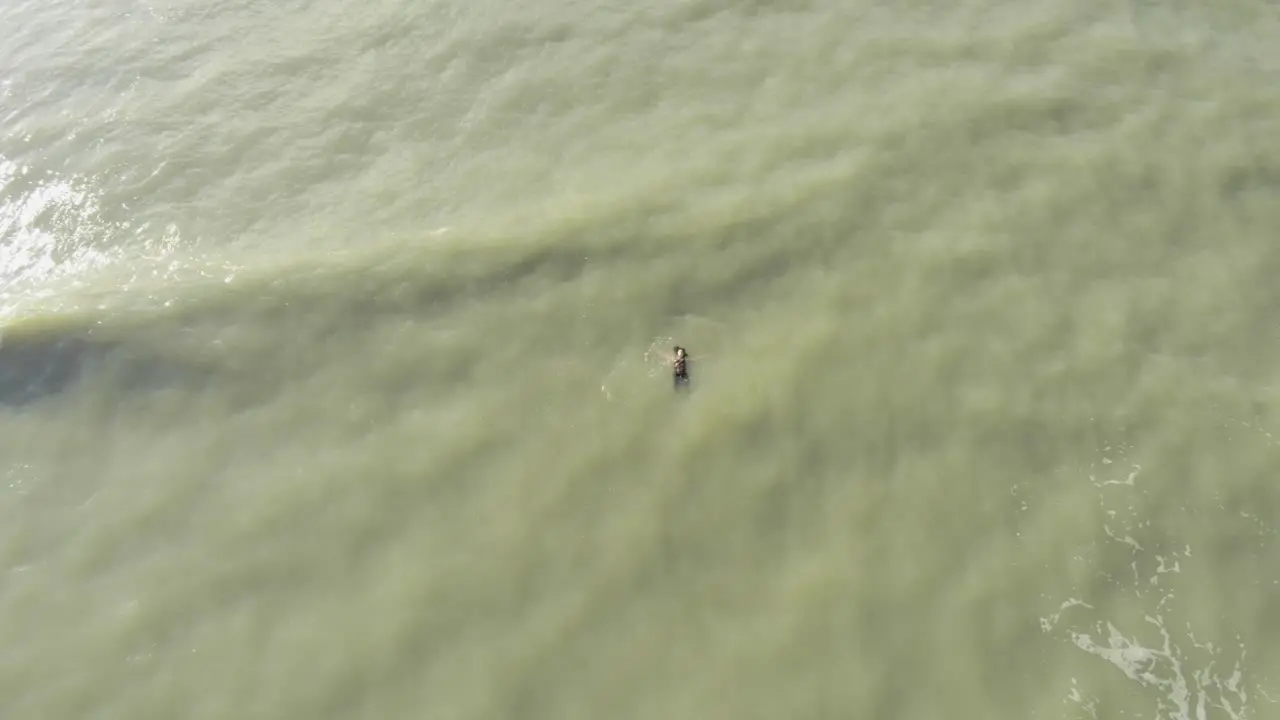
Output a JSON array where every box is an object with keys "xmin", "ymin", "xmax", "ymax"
[{"xmin": 669, "ymin": 345, "xmax": 691, "ymax": 390}]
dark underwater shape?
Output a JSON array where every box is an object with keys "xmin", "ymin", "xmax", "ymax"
[
  {"xmin": 0, "ymin": 324, "xmax": 221, "ymax": 407},
  {"xmin": 0, "ymin": 330, "xmax": 96, "ymax": 406}
]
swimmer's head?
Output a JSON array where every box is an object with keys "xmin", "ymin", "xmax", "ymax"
[{"xmin": 673, "ymin": 346, "xmax": 686, "ymax": 359}]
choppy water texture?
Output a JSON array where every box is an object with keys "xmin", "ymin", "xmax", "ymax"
[{"xmin": 4, "ymin": 0, "xmax": 1280, "ymax": 717}]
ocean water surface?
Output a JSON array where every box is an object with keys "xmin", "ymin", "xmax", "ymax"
[{"xmin": 3, "ymin": 0, "xmax": 1280, "ymax": 717}]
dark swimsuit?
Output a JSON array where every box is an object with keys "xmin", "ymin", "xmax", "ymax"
[{"xmin": 673, "ymin": 356, "xmax": 689, "ymax": 389}]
